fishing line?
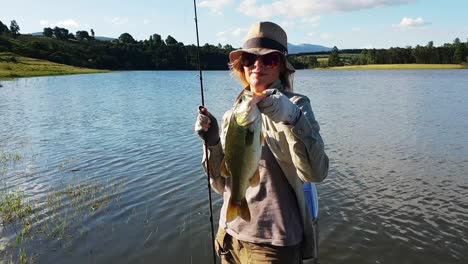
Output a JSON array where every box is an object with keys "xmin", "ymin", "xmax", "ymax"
[{"xmin": 192, "ymin": 1, "xmax": 217, "ymax": 264}]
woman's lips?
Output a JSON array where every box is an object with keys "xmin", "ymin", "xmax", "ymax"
[{"xmin": 251, "ymin": 72, "xmax": 266, "ymax": 76}]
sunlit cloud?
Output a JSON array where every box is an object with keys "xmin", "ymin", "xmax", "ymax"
[
  {"xmin": 39, "ymin": 19, "xmax": 81, "ymax": 29},
  {"xmin": 302, "ymin": 16, "xmax": 321, "ymax": 24},
  {"xmin": 107, "ymin": 17, "xmax": 129, "ymax": 26},
  {"xmin": 216, "ymin": 31, "xmax": 228, "ymax": 43},
  {"xmin": 232, "ymin": 27, "xmax": 248, "ymax": 37},
  {"xmin": 395, "ymin": 17, "xmax": 429, "ymax": 28},
  {"xmin": 215, "ymin": 27, "xmax": 249, "ymax": 45},
  {"xmin": 320, "ymin": 33, "xmax": 332, "ymax": 40},
  {"xmin": 280, "ymin": 20, "xmax": 296, "ymax": 28},
  {"xmin": 239, "ymin": 0, "xmax": 415, "ymax": 18},
  {"xmin": 199, "ymin": 0, "xmax": 234, "ymax": 15}
]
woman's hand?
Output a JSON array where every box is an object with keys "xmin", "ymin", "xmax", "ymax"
[
  {"xmin": 194, "ymin": 106, "xmax": 220, "ymax": 146},
  {"xmin": 257, "ymin": 89, "xmax": 301, "ymax": 125}
]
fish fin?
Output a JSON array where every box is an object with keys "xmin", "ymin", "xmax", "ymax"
[
  {"xmin": 226, "ymin": 198, "xmax": 239, "ymax": 222},
  {"xmin": 239, "ymin": 198, "xmax": 251, "ymax": 222},
  {"xmin": 249, "ymin": 167, "xmax": 260, "ymax": 187},
  {"xmin": 220, "ymin": 158, "xmax": 231, "ymax": 178},
  {"xmin": 260, "ymin": 132, "xmax": 265, "ymax": 146}
]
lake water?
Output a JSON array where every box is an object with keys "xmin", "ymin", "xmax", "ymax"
[{"xmin": 0, "ymin": 70, "xmax": 467, "ymax": 263}]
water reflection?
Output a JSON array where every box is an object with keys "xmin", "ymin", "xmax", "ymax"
[{"xmin": 0, "ymin": 70, "xmax": 467, "ymax": 263}]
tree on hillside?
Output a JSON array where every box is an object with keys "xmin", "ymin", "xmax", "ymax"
[
  {"xmin": 76, "ymin": 30, "xmax": 91, "ymax": 41},
  {"xmin": 43, "ymin": 27, "xmax": 53, "ymax": 37},
  {"xmin": 165, "ymin": 35, "xmax": 178, "ymax": 45},
  {"xmin": 425, "ymin": 41, "xmax": 438, "ymax": 63},
  {"xmin": 10, "ymin": 20, "xmax": 20, "ymax": 37},
  {"xmin": 0, "ymin": 21, "xmax": 10, "ymax": 34},
  {"xmin": 90, "ymin": 29, "xmax": 95, "ymax": 38},
  {"xmin": 119, "ymin": 33, "xmax": 135, "ymax": 43},
  {"xmin": 53, "ymin": 27, "xmax": 69, "ymax": 40},
  {"xmin": 152, "ymin": 34, "xmax": 164, "ymax": 46},
  {"xmin": 328, "ymin": 46, "xmax": 342, "ymax": 67},
  {"xmin": 454, "ymin": 40, "xmax": 466, "ymax": 63},
  {"xmin": 223, "ymin": 44, "xmax": 234, "ymax": 51}
]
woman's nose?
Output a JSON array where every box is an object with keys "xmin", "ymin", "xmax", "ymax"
[{"xmin": 253, "ymin": 57, "xmax": 264, "ymax": 68}]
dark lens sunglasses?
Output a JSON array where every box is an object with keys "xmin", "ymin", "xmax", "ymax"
[{"xmin": 241, "ymin": 52, "xmax": 281, "ymax": 67}]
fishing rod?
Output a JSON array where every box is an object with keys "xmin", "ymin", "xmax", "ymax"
[{"xmin": 193, "ymin": 1, "xmax": 217, "ymax": 264}]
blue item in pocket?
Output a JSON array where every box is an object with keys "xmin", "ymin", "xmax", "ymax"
[{"xmin": 303, "ymin": 182, "xmax": 319, "ymax": 220}]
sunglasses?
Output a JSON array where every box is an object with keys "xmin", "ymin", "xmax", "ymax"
[{"xmin": 241, "ymin": 52, "xmax": 281, "ymax": 68}]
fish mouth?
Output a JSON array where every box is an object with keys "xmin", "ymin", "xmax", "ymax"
[
  {"xmin": 235, "ymin": 116, "xmax": 259, "ymax": 127},
  {"xmin": 234, "ymin": 107, "xmax": 261, "ymax": 127}
]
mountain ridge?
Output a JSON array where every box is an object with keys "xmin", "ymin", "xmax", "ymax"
[{"xmin": 287, "ymin": 43, "xmax": 332, "ymax": 54}]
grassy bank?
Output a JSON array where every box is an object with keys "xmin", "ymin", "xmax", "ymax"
[
  {"xmin": 0, "ymin": 52, "xmax": 109, "ymax": 80},
  {"xmin": 325, "ymin": 63, "xmax": 468, "ymax": 70},
  {"xmin": 1, "ymin": 147, "xmax": 125, "ymax": 263}
]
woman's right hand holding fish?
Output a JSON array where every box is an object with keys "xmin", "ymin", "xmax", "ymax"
[{"xmin": 195, "ymin": 106, "xmax": 220, "ymax": 146}]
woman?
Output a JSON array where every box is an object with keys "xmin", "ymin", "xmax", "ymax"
[{"xmin": 195, "ymin": 21, "xmax": 329, "ymax": 264}]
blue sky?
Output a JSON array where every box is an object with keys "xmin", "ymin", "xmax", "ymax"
[{"xmin": 2, "ymin": 0, "xmax": 467, "ymax": 49}]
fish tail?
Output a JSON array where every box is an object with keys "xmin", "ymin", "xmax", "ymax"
[
  {"xmin": 239, "ymin": 198, "xmax": 251, "ymax": 222},
  {"xmin": 226, "ymin": 198, "xmax": 240, "ymax": 222},
  {"xmin": 226, "ymin": 198, "xmax": 251, "ymax": 222}
]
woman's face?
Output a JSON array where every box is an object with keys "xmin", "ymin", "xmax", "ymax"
[{"xmin": 242, "ymin": 52, "xmax": 281, "ymax": 93}]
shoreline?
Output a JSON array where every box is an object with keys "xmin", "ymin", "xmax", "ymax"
[
  {"xmin": 2, "ymin": 52, "xmax": 467, "ymax": 81},
  {"xmin": 0, "ymin": 52, "xmax": 109, "ymax": 80},
  {"xmin": 321, "ymin": 64, "xmax": 468, "ymax": 70}
]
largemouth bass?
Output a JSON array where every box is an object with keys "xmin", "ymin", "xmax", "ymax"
[{"xmin": 221, "ymin": 90, "xmax": 264, "ymax": 222}]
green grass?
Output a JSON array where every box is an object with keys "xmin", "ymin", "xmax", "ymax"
[
  {"xmin": 1, "ymin": 147, "xmax": 125, "ymax": 263},
  {"xmin": 0, "ymin": 52, "xmax": 109, "ymax": 80},
  {"xmin": 325, "ymin": 64, "xmax": 468, "ymax": 70},
  {"xmin": 0, "ymin": 178, "xmax": 125, "ymax": 263},
  {"xmin": 0, "ymin": 191, "xmax": 33, "ymax": 225}
]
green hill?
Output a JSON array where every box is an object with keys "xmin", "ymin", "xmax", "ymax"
[{"xmin": 0, "ymin": 52, "xmax": 108, "ymax": 80}]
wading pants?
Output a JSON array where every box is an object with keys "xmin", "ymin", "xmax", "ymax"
[{"xmin": 215, "ymin": 228, "xmax": 303, "ymax": 264}]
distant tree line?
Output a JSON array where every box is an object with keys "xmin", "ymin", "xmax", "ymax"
[
  {"xmin": 293, "ymin": 40, "xmax": 468, "ymax": 68},
  {"xmin": 0, "ymin": 20, "xmax": 234, "ymax": 70},
  {"xmin": 355, "ymin": 39, "xmax": 468, "ymax": 65},
  {"xmin": 1, "ymin": 20, "xmax": 467, "ymax": 70}
]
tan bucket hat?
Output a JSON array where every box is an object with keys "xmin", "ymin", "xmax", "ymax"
[{"xmin": 229, "ymin": 21, "xmax": 295, "ymax": 72}]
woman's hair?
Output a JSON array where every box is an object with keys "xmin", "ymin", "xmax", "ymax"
[{"xmin": 229, "ymin": 53, "xmax": 294, "ymax": 92}]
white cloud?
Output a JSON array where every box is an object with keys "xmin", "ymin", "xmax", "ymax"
[
  {"xmin": 143, "ymin": 19, "xmax": 151, "ymax": 25},
  {"xmin": 215, "ymin": 27, "xmax": 248, "ymax": 44},
  {"xmin": 301, "ymin": 16, "xmax": 321, "ymax": 24},
  {"xmin": 39, "ymin": 19, "xmax": 80, "ymax": 29},
  {"xmin": 352, "ymin": 27, "xmax": 362, "ymax": 32},
  {"xmin": 232, "ymin": 27, "xmax": 248, "ymax": 37},
  {"xmin": 57, "ymin": 19, "xmax": 80, "ymax": 28},
  {"xmin": 395, "ymin": 17, "xmax": 428, "ymax": 28},
  {"xmin": 108, "ymin": 17, "xmax": 129, "ymax": 26},
  {"xmin": 320, "ymin": 33, "xmax": 332, "ymax": 40},
  {"xmin": 238, "ymin": 0, "xmax": 415, "ymax": 18},
  {"xmin": 281, "ymin": 20, "xmax": 296, "ymax": 28},
  {"xmin": 199, "ymin": 0, "xmax": 234, "ymax": 15}
]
